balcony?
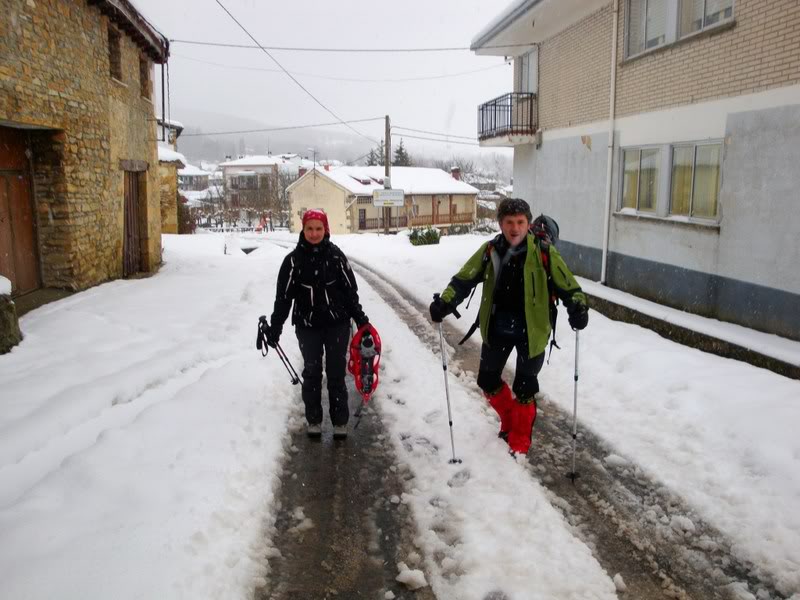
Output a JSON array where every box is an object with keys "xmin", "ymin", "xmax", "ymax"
[
  {"xmin": 357, "ymin": 213, "xmax": 474, "ymax": 231},
  {"xmin": 477, "ymin": 92, "xmax": 537, "ymax": 147}
]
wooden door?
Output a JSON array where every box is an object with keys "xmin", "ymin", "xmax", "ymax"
[
  {"xmin": 0, "ymin": 127, "xmax": 39, "ymax": 296},
  {"xmin": 123, "ymin": 171, "xmax": 141, "ymax": 276},
  {"xmin": 358, "ymin": 208, "xmax": 366, "ymax": 230}
]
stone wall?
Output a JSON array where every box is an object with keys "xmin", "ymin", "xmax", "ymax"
[
  {"xmin": 159, "ymin": 162, "xmax": 179, "ymax": 234},
  {"xmin": 0, "ymin": 296, "xmax": 22, "ymax": 354},
  {"xmin": 0, "ymin": 0, "xmax": 162, "ymax": 290}
]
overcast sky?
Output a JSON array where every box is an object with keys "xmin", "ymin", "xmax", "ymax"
[{"xmin": 136, "ymin": 0, "xmax": 514, "ymax": 160}]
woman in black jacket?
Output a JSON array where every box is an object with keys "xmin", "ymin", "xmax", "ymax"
[{"xmin": 265, "ymin": 209, "xmax": 369, "ymax": 440}]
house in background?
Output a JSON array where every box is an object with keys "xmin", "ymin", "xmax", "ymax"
[
  {"xmin": 219, "ymin": 155, "xmax": 280, "ymax": 210},
  {"xmin": 178, "ymin": 163, "xmax": 211, "ymax": 191},
  {"xmin": 472, "ymin": 0, "xmax": 800, "ymax": 341},
  {"xmin": 287, "ymin": 166, "xmax": 478, "ymax": 235},
  {"xmin": 1, "ymin": 0, "xmax": 169, "ymax": 303}
]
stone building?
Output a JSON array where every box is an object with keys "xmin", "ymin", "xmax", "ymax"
[
  {"xmin": 0, "ymin": 0, "xmax": 170, "ymax": 302},
  {"xmin": 158, "ymin": 146, "xmax": 187, "ymax": 235},
  {"xmin": 473, "ymin": 0, "xmax": 800, "ymax": 340}
]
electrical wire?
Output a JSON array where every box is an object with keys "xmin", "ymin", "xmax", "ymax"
[
  {"xmin": 395, "ymin": 133, "xmax": 479, "ymax": 147},
  {"xmin": 170, "ymin": 53, "xmax": 509, "ymax": 83},
  {"xmin": 179, "ymin": 117, "xmax": 385, "ymax": 137},
  {"xmin": 170, "ymin": 38, "xmax": 536, "ymax": 53},
  {"xmin": 212, "ymin": 0, "xmax": 379, "ymax": 145},
  {"xmin": 393, "ymin": 125, "xmax": 475, "ymax": 141}
]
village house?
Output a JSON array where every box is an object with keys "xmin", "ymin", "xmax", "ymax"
[
  {"xmin": 219, "ymin": 155, "xmax": 281, "ymax": 210},
  {"xmin": 472, "ymin": 0, "xmax": 800, "ymax": 341},
  {"xmin": 157, "ymin": 145, "xmax": 186, "ymax": 235},
  {"xmin": 178, "ymin": 163, "xmax": 211, "ymax": 191},
  {"xmin": 1, "ymin": 0, "xmax": 170, "ymax": 302},
  {"xmin": 287, "ymin": 166, "xmax": 479, "ymax": 235}
]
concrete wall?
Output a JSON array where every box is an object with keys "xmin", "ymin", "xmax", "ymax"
[
  {"xmin": 288, "ymin": 173, "xmax": 350, "ymax": 235},
  {"xmin": 515, "ymin": 96, "xmax": 800, "ymax": 339},
  {"xmin": 0, "ymin": 0, "xmax": 162, "ymax": 289}
]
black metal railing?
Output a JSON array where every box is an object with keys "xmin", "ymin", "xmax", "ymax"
[{"xmin": 477, "ymin": 92, "xmax": 537, "ymax": 141}]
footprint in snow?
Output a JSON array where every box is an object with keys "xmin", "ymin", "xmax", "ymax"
[
  {"xmin": 423, "ymin": 410, "xmax": 442, "ymax": 424},
  {"xmin": 447, "ymin": 468, "xmax": 471, "ymax": 488},
  {"xmin": 483, "ymin": 591, "xmax": 510, "ymax": 600}
]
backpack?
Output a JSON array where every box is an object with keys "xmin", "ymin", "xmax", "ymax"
[{"xmin": 458, "ymin": 220, "xmax": 561, "ymax": 361}]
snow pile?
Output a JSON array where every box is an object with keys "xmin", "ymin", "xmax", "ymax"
[
  {"xmin": 0, "ymin": 235, "xmax": 298, "ymax": 599},
  {"xmin": 0, "ymin": 275, "xmax": 10, "ymax": 295},
  {"xmin": 395, "ymin": 562, "xmax": 428, "ymax": 590}
]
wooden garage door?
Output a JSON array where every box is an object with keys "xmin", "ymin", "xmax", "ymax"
[{"xmin": 0, "ymin": 127, "xmax": 40, "ymax": 296}]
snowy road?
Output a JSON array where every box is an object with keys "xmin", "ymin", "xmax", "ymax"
[{"xmin": 0, "ymin": 232, "xmax": 798, "ymax": 600}]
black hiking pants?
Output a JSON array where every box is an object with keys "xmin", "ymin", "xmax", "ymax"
[
  {"xmin": 296, "ymin": 322, "xmax": 351, "ymax": 426},
  {"xmin": 476, "ymin": 322, "xmax": 545, "ymax": 402}
]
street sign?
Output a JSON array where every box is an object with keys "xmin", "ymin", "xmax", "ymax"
[{"xmin": 372, "ymin": 188, "xmax": 405, "ymax": 207}]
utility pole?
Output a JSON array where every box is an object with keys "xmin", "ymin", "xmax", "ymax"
[{"xmin": 384, "ymin": 114, "xmax": 391, "ymax": 235}]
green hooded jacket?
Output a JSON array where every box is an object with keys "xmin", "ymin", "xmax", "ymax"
[{"xmin": 440, "ymin": 233, "xmax": 587, "ymax": 358}]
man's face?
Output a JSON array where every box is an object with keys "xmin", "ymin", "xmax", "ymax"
[
  {"xmin": 303, "ymin": 219, "xmax": 326, "ymax": 244},
  {"xmin": 500, "ymin": 214, "xmax": 529, "ymax": 246}
]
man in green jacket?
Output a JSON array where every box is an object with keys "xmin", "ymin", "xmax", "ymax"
[{"xmin": 429, "ymin": 198, "xmax": 588, "ymax": 455}]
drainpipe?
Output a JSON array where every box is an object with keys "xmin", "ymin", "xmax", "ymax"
[{"xmin": 600, "ymin": 0, "xmax": 619, "ymax": 284}]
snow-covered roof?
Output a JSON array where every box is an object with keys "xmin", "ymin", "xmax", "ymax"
[
  {"xmin": 178, "ymin": 164, "xmax": 211, "ymax": 177},
  {"xmin": 471, "ymin": 0, "xmax": 608, "ymax": 55},
  {"xmin": 477, "ymin": 199, "xmax": 498, "ymax": 210},
  {"xmin": 295, "ymin": 166, "xmax": 479, "ymax": 196},
  {"xmin": 219, "ymin": 155, "xmax": 283, "ymax": 168},
  {"xmin": 157, "ymin": 145, "xmax": 186, "ymax": 166}
]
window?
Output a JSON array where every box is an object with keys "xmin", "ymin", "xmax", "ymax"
[
  {"xmin": 670, "ymin": 143, "xmax": 721, "ymax": 218},
  {"xmin": 627, "ymin": 0, "xmax": 668, "ymax": 56},
  {"xmin": 621, "ymin": 147, "xmax": 660, "ymax": 212},
  {"xmin": 139, "ymin": 56, "xmax": 151, "ymax": 98},
  {"xmin": 108, "ymin": 26, "xmax": 122, "ymax": 80},
  {"xmin": 357, "ymin": 196, "xmax": 372, "ymax": 204},
  {"xmin": 516, "ymin": 49, "xmax": 537, "ymax": 94},
  {"xmin": 627, "ymin": 0, "xmax": 734, "ymax": 57}
]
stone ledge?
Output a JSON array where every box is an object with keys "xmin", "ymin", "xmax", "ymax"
[
  {"xmin": 0, "ymin": 296, "xmax": 23, "ymax": 355},
  {"xmin": 587, "ymin": 293, "xmax": 800, "ymax": 381}
]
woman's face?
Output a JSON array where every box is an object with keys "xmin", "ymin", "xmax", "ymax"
[{"xmin": 303, "ymin": 219, "xmax": 326, "ymax": 245}]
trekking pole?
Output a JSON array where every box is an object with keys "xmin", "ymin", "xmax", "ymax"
[
  {"xmin": 566, "ymin": 329, "xmax": 580, "ymax": 483},
  {"xmin": 274, "ymin": 342, "xmax": 302, "ymax": 385},
  {"xmin": 433, "ymin": 294, "xmax": 462, "ymax": 465},
  {"xmin": 256, "ymin": 316, "xmax": 302, "ymax": 385}
]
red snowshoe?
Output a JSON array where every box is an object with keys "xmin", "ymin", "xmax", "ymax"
[{"xmin": 348, "ymin": 323, "xmax": 382, "ymax": 404}]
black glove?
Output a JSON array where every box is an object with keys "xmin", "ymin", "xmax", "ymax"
[
  {"xmin": 568, "ymin": 304, "xmax": 589, "ymax": 331},
  {"xmin": 429, "ymin": 297, "xmax": 454, "ymax": 323},
  {"xmin": 265, "ymin": 323, "xmax": 281, "ymax": 347}
]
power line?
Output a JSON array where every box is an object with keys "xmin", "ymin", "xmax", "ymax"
[
  {"xmin": 212, "ymin": 0, "xmax": 379, "ymax": 145},
  {"xmin": 179, "ymin": 117, "xmax": 385, "ymax": 137},
  {"xmin": 393, "ymin": 125, "xmax": 475, "ymax": 141},
  {"xmin": 398, "ymin": 134, "xmax": 479, "ymax": 147},
  {"xmin": 170, "ymin": 38, "xmax": 535, "ymax": 53},
  {"xmin": 171, "ymin": 53, "xmax": 510, "ymax": 83}
]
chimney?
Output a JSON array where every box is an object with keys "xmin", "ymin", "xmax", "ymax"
[
  {"xmin": 298, "ymin": 167, "xmax": 308, "ymax": 178},
  {"xmin": 324, "ymin": 164, "xmax": 330, "ymax": 171},
  {"xmin": 450, "ymin": 166, "xmax": 461, "ymax": 180}
]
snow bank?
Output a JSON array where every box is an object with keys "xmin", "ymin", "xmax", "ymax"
[{"xmin": 0, "ymin": 276, "xmax": 10, "ymax": 296}]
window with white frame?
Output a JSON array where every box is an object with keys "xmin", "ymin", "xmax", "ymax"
[
  {"xmin": 670, "ymin": 143, "xmax": 722, "ymax": 218},
  {"xmin": 619, "ymin": 142, "xmax": 722, "ymax": 221},
  {"xmin": 621, "ymin": 147, "xmax": 660, "ymax": 212},
  {"xmin": 516, "ymin": 49, "xmax": 537, "ymax": 94},
  {"xmin": 626, "ymin": 0, "xmax": 734, "ymax": 58}
]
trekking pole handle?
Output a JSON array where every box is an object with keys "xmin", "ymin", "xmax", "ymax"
[{"xmin": 433, "ymin": 293, "xmax": 461, "ymax": 320}]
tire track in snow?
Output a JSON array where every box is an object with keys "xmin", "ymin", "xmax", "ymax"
[{"xmin": 351, "ymin": 261, "xmax": 788, "ymax": 600}]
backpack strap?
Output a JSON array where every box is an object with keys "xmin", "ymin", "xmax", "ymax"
[
  {"xmin": 540, "ymin": 241, "xmax": 561, "ymax": 363},
  {"xmin": 458, "ymin": 243, "xmax": 494, "ymax": 345}
]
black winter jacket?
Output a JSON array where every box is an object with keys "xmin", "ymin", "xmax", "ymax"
[{"xmin": 270, "ymin": 234, "xmax": 368, "ymax": 333}]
